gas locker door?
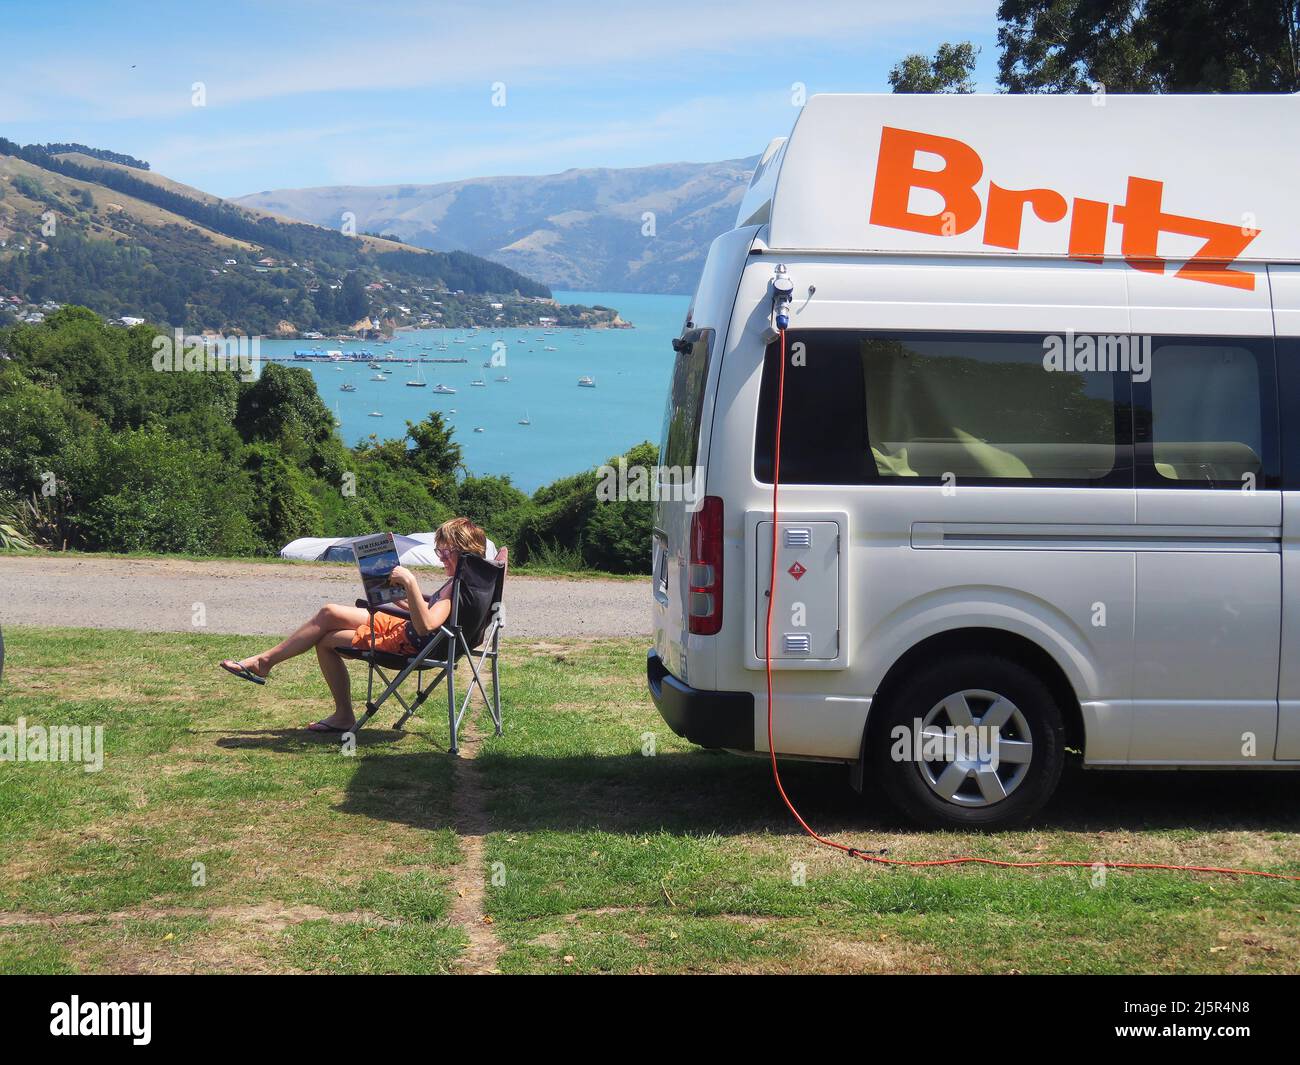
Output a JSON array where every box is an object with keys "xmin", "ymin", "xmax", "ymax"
[{"xmin": 746, "ymin": 512, "xmax": 848, "ymax": 669}]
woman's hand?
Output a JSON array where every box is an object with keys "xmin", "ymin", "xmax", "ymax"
[{"xmin": 388, "ymin": 565, "xmax": 449, "ymax": 637}]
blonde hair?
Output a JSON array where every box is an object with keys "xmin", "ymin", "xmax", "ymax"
[{"xmin": 435, "ymin": 516, "xmax": 487, "ymax": 558}]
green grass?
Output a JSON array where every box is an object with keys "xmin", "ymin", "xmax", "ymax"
[{"xmin": 1, "ymin": 625, "xmax": 1299, "ymax": 973}]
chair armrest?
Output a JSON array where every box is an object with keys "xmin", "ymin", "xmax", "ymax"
[{"xmin": 355, "ymin": 598, "xmax": 412, "ymax": 620}]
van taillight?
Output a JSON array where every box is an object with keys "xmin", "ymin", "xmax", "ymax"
[{"xmin": 688, "ymin": 495, "xmax": 723, "ymax": 635}]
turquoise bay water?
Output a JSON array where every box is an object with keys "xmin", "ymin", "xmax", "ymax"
[{"xmin": 256, "ymin": 290, "xmax": 688, "ymax": 493}]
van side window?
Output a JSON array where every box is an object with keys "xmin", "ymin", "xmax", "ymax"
[
  {"xmin": 1274, "ymin": 339, "xmax": 1300, "ymax": 491},
  {"xmin": 755, "ymin": 331, "xmax": 1130, "ymax": 487},
  {"xmin": 660, "ymin": 328, "xmax": 714, "ymax": 469},
  {"xmin": 1133, "ymin": 339, "xmax": 1278, "ymax": 490}
]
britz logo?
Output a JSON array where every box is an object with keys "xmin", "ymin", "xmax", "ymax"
[
  {"xmin": 868, "ymin": 126, "xmax": 1260, "ymax": 290},
  {"xmin": 49, "ymin": 996, "xmax": 151, "ymax": 1045}
]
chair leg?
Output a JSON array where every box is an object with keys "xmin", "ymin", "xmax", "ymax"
[
  {"xmin": 446, "ymin": 657, "xmax": 458, "ymax": 756},
  {"xmin": 354, "ymin": 703, "xmax": 380, "ymax": 732},
  {"xmin": 490, "ymin": 632, "xmax": 503, "ymax": 736}
]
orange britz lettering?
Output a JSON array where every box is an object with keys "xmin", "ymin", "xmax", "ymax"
[
  {"xmin": 869, "ymin": 126, "xmax": 983, "ymax": 236},
  {"xmin": 869, "ymin": 126, "xmax": 1260, "ymax": 290}
]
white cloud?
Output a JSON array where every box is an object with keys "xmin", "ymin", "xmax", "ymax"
[{"xmin": 1, "ymin": 0, "xmax": 997, "ymax": 120}]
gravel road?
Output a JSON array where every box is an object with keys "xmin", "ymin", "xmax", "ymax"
[{"xmin": 0, "ymin": 556, "xmax": 651, "ymax": 639}]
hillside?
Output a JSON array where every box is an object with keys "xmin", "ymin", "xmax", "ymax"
[
  {"xmin": 0, "ymin": 140, "xmax": 623, "ymax": 335},
  {"xmin": 236, "ymin": 157, "xmax": 759, "ymax": 296}
]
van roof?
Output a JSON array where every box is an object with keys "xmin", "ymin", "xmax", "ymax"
[{"xmin": 741, "ymin": 93, "xmax": 1300, "ymax": 268}]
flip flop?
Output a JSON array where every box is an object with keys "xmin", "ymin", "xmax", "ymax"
[
  {"xmin": 220, "ymin": 660, "xmax": 266, "ymax": 685},
  {"xmin": 306, "ymin": 720, "xmax": 353, "ymax": 733}
]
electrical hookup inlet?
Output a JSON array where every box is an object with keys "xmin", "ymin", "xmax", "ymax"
[{"xmin": 764, "ymin": 263, "xmax": 795, "ymax": 343}]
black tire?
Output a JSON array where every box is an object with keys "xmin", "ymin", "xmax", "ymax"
[{"xmin": 870, "ymin": 653, "xmax": 1065, "ymax": 829}]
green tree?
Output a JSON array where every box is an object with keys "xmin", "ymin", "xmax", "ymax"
[
  {"xmin": 235, "ymin": 363, "xmax": 346, "ymax": 479},
  {"xmin": 889, "ymin": 41, "xmax": 980, "ymax": 92},
  {"xmin": 996, "ymin": 0, "xmax": 1300, "ymax": 93},
  {"xmin": 241, "ymin": 443, "xmax": 324, "ymax": 549},
  {"xmin": 340, "ymin": 271, "xmax": 368, "ymax": 322},
  {"xmin": 584, "ymin": 441, "xmax": 657, "ymax": 573},
  {"xmin": 0, "ymin": 365, "xmax": 92, "ymax": 496},
  {"xmin": 58, "ymin": 424, "xmax": 258, "ymax": 554},
  {"xmin": 406, "ymin": 412, "xmax": 464, "ymax": 500},
  {"xmin": 458, "ymin": 474, "xmax": 531, "ymax": 547}
]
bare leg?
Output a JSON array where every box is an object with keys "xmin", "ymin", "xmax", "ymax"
[
  {"xmin": 237, "ymin": 603, "xmax": 369, "ymax": 678},
  {"xmin": 313, "ymin": 630, "xmax": 358, "ymax": 729}
]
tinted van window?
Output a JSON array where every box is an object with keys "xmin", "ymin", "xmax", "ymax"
[
  {"xmin": 1135, "ymin": 339, "xmax": 1276, "ymax": 489},
  {"xmin": 755, "ymin": 331, "xmax": 1129, "ymax": 486},
  {"xmin": 660, "ymin": 328, "xmax": 714, "ymax": 469}
]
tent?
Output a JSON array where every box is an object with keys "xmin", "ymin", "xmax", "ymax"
[{"xmin": 280, "ymin": 532, "xmax": 497, "ymax": 568}]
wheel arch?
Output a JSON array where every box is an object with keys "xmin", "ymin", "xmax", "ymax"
[{"xmin": 857, "ymin": 627, "xmax": 1086, "ymax": 781}]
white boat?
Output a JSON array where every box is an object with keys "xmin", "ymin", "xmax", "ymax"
[
  {"xmin": 368, "ymin": 411, "xmax": 383, "ymax": 417},
  {"xmin": 370, "ymin": 373, "xmax": 386, "ymax": 381},
  {"xmin": 518, "ymin": 410, "xmax": 531, "ymax": 426},
  {"xmin": 473, "ymin": 426, "xmax": 485, "ymax": 433},
  {"xmin": 578, "ymin": 376, "xmax": 596, "ymax": 387},
  {"xmin": 432, "ymin": 383, "xmax": 457, "ymax": 394},
  {"xmin": 544, "ymin": 346, "xmax": 557, "ymax": 351},
  {"xmin": 470, "ymin": 379, "xmax": 486, "ymax": 387},
  {"xmin": 341, "ymin": 382, "xmax": 357, "ymax": 392},
  {"xmin": 495, "ymin": 375, "xmax": 510, "ymax": 382},
  {"xmin": 406, "ymin": 365, "xmax": 427, "ymax": 387}
]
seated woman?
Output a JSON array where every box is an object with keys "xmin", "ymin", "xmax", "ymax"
[{"xmin": 219, "ymin": 517, "xmax": 488, "ymax": 733}]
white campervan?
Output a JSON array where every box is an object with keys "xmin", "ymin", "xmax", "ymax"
[{"xmin": 648, "ymin": 93, "xmax": 1300, "ymax": 828}]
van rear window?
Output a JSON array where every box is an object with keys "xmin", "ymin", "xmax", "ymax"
[
  {"xmin": 754, "ymin": 330, "xmax": 1129, "ymax": 487},
  {"xmin": 660, "ymin": 328, "xmax": 714, "ymax": 469}
]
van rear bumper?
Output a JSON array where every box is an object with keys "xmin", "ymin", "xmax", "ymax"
[{"xmin": 647, "ymin": 649, "xmax": 754, "ymax": 751}]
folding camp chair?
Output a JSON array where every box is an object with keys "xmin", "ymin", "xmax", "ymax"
[{"xmin": 336, "ymin": 549, "xmax": 507, "ymax": 755}]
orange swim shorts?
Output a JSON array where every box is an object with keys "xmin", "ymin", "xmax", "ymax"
[{"xmin": 351, "ymin": 611, "xmax": 419, "ymax": 656}]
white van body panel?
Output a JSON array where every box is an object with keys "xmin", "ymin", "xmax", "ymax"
[
  {"xmin": 705, "ymin": 254, "xmax": 1141, "ymax": 761},
  {"xmin": 651, "ymin": 94, "xmax": 1300, "ymax": 777},
  {"xmin": 766, "ymin": 94, "xmax": 1300, "ymax": 264},
  {"xmin": 1273, "ymin": 264, "xmax": 1300, "ymax": 759},
  {"xmin": 650, "ymin": 224, "xmax": 759, "ymax": 689}
]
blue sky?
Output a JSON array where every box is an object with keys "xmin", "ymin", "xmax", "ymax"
[{"xmin": 0, "ymin": 0, "xmax": 1000, "ymax": 197}]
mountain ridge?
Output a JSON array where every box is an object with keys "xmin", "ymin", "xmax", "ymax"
[
  {"xmin": 0, "ymin": 140, "xmax": 623, "ymax": 335},
  {"xmin": 236, "ymin": 155, "xmax": 759, "ymax": 296}
]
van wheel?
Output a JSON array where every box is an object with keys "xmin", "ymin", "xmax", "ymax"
[{"xmin": 870, "ymin": 654, "xmax": 1065, "ymax": 829}]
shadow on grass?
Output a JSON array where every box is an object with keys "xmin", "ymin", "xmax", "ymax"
[
  {"xmin": 213, "ymin": 728, "xmax": 412, "ymax": 753},
  {"xmin": 338, "ymin": 745, "xmax": 1300, "ymax": 839}
]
